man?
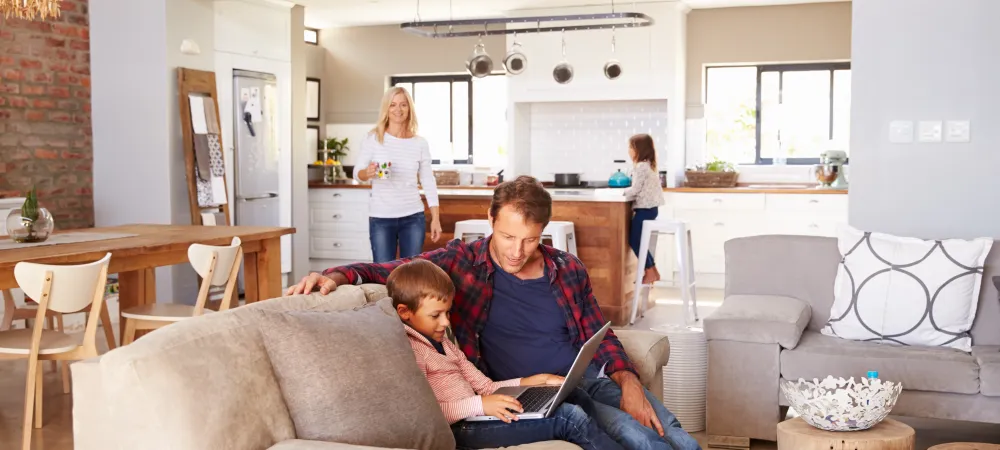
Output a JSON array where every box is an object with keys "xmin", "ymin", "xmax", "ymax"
[{"xmin": 287, "ymin": 176, "xmax": 701, "ymax": 450}]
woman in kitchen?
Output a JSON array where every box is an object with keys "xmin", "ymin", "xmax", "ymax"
[
  {"xmin": 625, "ymin": 133, "xmax": 665, "ymax": 285},
  {"xmin": 354, "ymin": 86, "xmax": 443, "ymax": 262}
]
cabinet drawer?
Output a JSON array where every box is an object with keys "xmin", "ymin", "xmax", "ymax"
[
  {"xmin": 310, "ymin": 208, "xmax": 369, "ymax": 233},
  {"xmin": 767, "ymin": 216, "xmax": 844, "ymax": 237},
  {"xmin": 308, "ymin": 189, "xmax": 370, "ymax": 206},
  {"xmin": 670, "ymin": 193, "xmax": 765, "ymax": 211},
  {"xmin": 310, "ymin": 236, "xmax": 372, "ymax": 260},
  {"xmin": 765, "ymin": 194, "xmax": 848, "ymax": 215}
]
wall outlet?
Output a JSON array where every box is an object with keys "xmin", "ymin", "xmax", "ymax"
[
  {"xmin": 917, "ymin": 121, "xmax": 943, "ymax": 143},
  {"xmin": 945, "ymin": 120, "xmax": 971, "ymax": 143},
  {"xmin": 889, "ymin": 120, "xmax": 914, "ymax": 143}
]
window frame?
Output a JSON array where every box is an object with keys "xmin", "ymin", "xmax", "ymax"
[
  {"xmin": 705, "ymin": 61, "xmax": 851, "ymax": 165},
  {"xmin": 390, "ymin": 74, "xmax": 476, "ymax": 164},
  {"xmin": 304, "ymin": 28, "xmax": 319, "ymax": 45}
]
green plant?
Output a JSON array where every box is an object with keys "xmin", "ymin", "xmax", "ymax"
[
  {"xmin": 697, "ymin": 158, "xmax": 736, "ymax": 173},
  {"xmin": 325, "ymin": 137, "xmax": 350, "ymax": 160},
  {"xmin": 20, "ymin": 186, "xmax": 40, "ymax": 239}
]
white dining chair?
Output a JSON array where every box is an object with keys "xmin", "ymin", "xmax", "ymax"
[
  {"xmin": 120, "ymin": 237, "xmax": 243, "ymax": 345},
  {"xmin": 0, "ymin": 253, "xmax": 112, "ymax": 450}
]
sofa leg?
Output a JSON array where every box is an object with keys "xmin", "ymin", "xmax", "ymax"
[{"xmin": 707, "ymin": 435, "xmax": 750, "ymax": 449}]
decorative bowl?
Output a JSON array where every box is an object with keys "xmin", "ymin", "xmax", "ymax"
[{"xmin": 780, "ymin": 376, "xmax": 902, "ymax": 431}]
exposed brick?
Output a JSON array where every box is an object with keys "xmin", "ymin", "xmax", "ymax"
[
  {"xmin": 74, "ymin": 113, "xmax": 88, "ymax": 124},
  {"xmin": 48, "ymin": 86, "xmax": 71, "ymax": 98},
  {"xmin": 6, "ymin": 149, "xmax": 32, "ymax": 160},
  {"xmin": 56, "ymin": 74, "xmax": 79, "ymax": 85},
  {"xmin": 73, "ymin": 88, "xmax": 89, "ymax": 99},
  {"xmin": 49, "ymin": 111, "xmax": 73, "ymax": 123},
  {"xmin": 31, "ymin": 71, "xmax": 53, "ymax": 84},
  {"xmin": 9, "ymin": 96, "xmax": 28, "ymax": 108},
  {"xmin": 70, "ymin": 64, "xmax": 89, "ymax": 75},
  {"xmin": 21, "ymin": 136, "xmax": 44, "ymax": 147},
  {"xmin": 33, "ymin": 99, "xmax": 56, "ymax": 109},
  {"xmin": 0, "ymin": 84, "xmax": 18, "ymax": 94},
  {"xmin": 56, "ymin": 100, "xmax": 77, "ymax": 110},
  {"xmin": 20, "ymin": 59, "xmax": 42, "ymax": 69},
  {"xmin": 0, "ymin": 29, "xmax": 13, "ymax": 41},
  {"xmin": 49, "ymin": 62, "xmax": 69, "ymax": 73},
  {"xmin": 26, "ymin": 110, "xmax": 46, "ymax": 121},
  {"xmin": 0, "ymin": 110, "xmax": 13, "ymax": 120},
  {"xmin": 46, "ymin": 37, "xmax": 66, "ymax": 48},
  {"xmin": 53, "ymin": 24, "xmax": 80, "ymax": 38},
  {"xmin": 56, "ymin": 173, "xmax": 79, "ymax": 185},
  {"xmin": 69, "ymin": 39, "xmax": 89, "ymax": 51},
  {"xmin": 2, "ymin": 68, "xmax": 23, "ymax": 81},
  {"xmin": 22, "ymin": 85, "xmax": 45, "ymax": 96},
  {"xmin": 68, "ymin": 14, "xmax": 88, "ymax": 27},
  {"xmin": 73, "ymin": 162, "xmax": 92, "ymax": 172},
  {"xmin": 80, "ymin": 76, "xmax": 90, "ymax": 88},
  {"xmin": 9, "ymin": 161, "xmax": 38, "ymax": 173},
  {"xmin": 62, "ymin": 150, "xmax": 87, "ymax": 159},
  {"xmin": 34, "ymin": 149, "xmax": 59, "ymax": 159},
  {"xmin": 0, "ymin": 56, "xmax": 13, "ymax": 66},
  {"xmin": 0, "ymin": 134, "xmax": 19, "ymax": 147}
]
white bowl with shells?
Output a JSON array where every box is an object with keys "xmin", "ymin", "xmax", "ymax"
[{"xmin": 780, "ymin": 375, "xmax": 903, "ymax": 431}]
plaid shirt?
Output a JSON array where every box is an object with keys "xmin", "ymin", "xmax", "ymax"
[{"xmin": 324, "ymin": 237, "xmax": 638, "ymax": 378}]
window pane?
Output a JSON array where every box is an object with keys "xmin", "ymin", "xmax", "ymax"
[
  {"xmin": 413, "ymin": 82, "xmax": 452, "ymax": 162},
  {"xmin": 758, "ymin": 72, "xmax": 780, "ymax": 159},
  {"xmin": 304, "ymin": 29, "xmax": 318, "ymax": 44},
  {"xmin": 452, "ymin": 82, "xmax": 470, "ymax": 162},
  {"xmin": 705, "ymin": 67, "xmax": 757, "ymax": 165},
  {"xmin": 832, "ymin": 70, "xmax": 851, "ymax": 154},
  {"xmin": 761, "ymin": 70, "xmax": 831, "ymax": 159},
  {"xmin": 472, "ymin": 75, "xmax": 507, "ymax": 168},
  {"xmin": 395, "ymin": 82, "xmax": 413, "ymax": 98}
]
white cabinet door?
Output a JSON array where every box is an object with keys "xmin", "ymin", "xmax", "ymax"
[{"xmin": 214, "ymin": 1, "xmax": 291, "ymax": 61}]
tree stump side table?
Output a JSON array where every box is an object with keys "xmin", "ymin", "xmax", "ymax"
[
  {"xmin": 777, "ymin": 417, "xmax": 915, "ymax": 450},
  {"xmin": 928, "ymin": 444, "xmax": 1000, "ymax": 450}
]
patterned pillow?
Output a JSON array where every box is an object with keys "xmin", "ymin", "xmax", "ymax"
[{"xmin": 822, "ymin": 225, "xmax": 994, "ymax": 352}]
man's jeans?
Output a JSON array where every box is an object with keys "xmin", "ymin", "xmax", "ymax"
[{"xmin": 578, "ymin": 365, "xmax": 702, "ymax": 450}]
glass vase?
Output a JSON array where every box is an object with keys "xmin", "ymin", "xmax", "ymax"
[{"xmin": 5, "ymin": 208, "xmax": 55, "ymax": 243}]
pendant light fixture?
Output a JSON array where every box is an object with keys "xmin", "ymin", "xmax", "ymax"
[
  {"xmin": 552, "ymin": 30, "xmax": 574, "ymax": 84},
  {"xmin": 603, "ymin": 27, "xmax": 623, "ymax": 80},
  {"xmin": 503, "ymin": 32, "xmax": 527, "ymax": 75}
]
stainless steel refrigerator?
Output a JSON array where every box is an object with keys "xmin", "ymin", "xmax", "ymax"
[{"xmin": 232, "ymin": 69, "xmax": 280, "ymax": 235}]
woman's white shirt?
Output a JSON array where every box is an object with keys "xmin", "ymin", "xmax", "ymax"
[{"xmin": 353, "ymin": 132, "xmax": 440, "ymax": 218}]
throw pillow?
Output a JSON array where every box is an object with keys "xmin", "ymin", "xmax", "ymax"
[
  {"xmin": 256, "ymin": 298, "xmax": 455, "ymax": 450},
  {"xmin": 821, "ymin": 225, "xmax": 993, "ymax": 352}
]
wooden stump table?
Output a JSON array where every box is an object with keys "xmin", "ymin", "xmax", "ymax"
[
  {"xmin": 777, "ymin": 417, "xmax": 914, "ymax": 450},
  {"xmin": 929, "ymin": 444, "xmax": 1000, "ymax": 450}
]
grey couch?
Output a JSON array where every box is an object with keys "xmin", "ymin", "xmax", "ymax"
[
  {"xmin": 71, "ymin": 284, "xmax": 672, "ymax": 450},
  {"xmin": 704, "ymin": 234, "xmax": 1000, "ymax": 443}
]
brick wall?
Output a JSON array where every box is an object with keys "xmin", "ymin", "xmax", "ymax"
[{"xmin": 0, "ymin": 0, "xmax": 92, "ymax": 230}]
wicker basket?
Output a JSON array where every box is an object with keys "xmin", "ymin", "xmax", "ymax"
[
  {"xmin": 433, "ymin": 170, "xmax": 460, "ymax": 186},
  {"xmin": 684, "ymin": 170, "xmax": 739, "ymax": 188}
]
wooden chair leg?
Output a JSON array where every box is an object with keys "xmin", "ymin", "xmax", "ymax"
[
  {"xmin": 56, "ymin": 315, "xmax": 71, "ymax": 394},
  {"xmin": 33, "ymin": 366, "xmax": 43, "ymax": 429},
  {"xmin": 46, "ymin": 316, "xmax": 57, "ymax": 373},
  {"xmin": 122, "ymin": 318, "xmax": 137, "ymax": 346},
  {"xmin": 21, "ymin": 358, "xmax": 38, "ymax": 450},
  {"xmin": 98, "ymin": 304, "xmax": 117, "ymax": 350}
]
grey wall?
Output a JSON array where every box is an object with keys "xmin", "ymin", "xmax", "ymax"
[
  {"xmin": 290, "ymin": 5, "xmax": 310, "ymax": 282},
  {"xmin": 848, "ymin": 0, "xmax": 1000, "ymax": 240}
]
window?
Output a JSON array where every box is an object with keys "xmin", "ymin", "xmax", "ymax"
[
  {"xmin": 391, "ymin": 74, "xmax": 507, "ymax": 165},
  {"xmin": 304, "ymin": 28, "xmax": 318, "ymax": 45},
  {"xmin": 705, "ymin": 63, "xmax": 851, "ymax": 164}
]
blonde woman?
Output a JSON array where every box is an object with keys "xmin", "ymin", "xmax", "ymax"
[{"xmin": 354, "ymin": 86, "xmax": 442, "ymax": 262}]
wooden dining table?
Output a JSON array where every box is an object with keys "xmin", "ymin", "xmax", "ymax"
[{"xmin": 0, "ymin": 224, "xmax": 295, "ymax": 336}]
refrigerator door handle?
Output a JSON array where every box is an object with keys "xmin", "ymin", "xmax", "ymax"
[{"xmin": 237, "ymin": 192, "xmax": 279, "ymax": 202}]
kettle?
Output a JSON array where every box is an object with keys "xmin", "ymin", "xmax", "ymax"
[{"xmin": 608, "ymin": 160, "xmax": 631, "ymax": 188}]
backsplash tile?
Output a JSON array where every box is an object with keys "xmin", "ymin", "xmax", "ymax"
[{"xmin": 529, "ymin": 100, "xmax": 669, "ymax": 182}]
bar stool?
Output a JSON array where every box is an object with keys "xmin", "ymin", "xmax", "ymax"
[
  {"xmin": 452, "ymin": 219, "xmax": 578, "ymax": 255},
  {"xmin": 629, "ymin": 219, "xmax": 698, "ymax": 325}
]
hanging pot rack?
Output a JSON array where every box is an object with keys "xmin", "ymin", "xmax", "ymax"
[{"xmin": 400, "ymin": 12, "xmax": 654, "ymax": 38}]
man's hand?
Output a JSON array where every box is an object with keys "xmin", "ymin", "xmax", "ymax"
[
  {"xmin": 611, "ymin": 371, "xmax": 664, "ymax": 437},
  {"xmin": 285, "ymin": 272, "xmax": 338, "ymax": 296},
  {"xmin": 482, "ymin": 394, "xmax": 522, "ymax": 423},
  {"xmin": 521, "ymin": 373, "xmax": 565, "ymax": 386}
]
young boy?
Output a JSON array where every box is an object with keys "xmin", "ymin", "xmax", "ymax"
[{"xmin": 387, "ymin": 259, "xmax": 623, "ymax": 450}]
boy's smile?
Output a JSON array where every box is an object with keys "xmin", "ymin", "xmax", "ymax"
[{"xmin": 398, "ymin": 296, "xmax": 452, "ymax": 343}]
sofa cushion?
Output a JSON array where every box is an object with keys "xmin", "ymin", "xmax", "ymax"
[
  {"xmin": 97, "ymin": 288, "xmax": 370, "ymax": 450},
  {"xmin": 266, "ymin": 440, "xmax": 581, "ymax": 450},
  {"xmin": 974, "ymin": 345, "xmax": 1000, "ymax": 397},
  {"xmin": 256, "ymin": 298, "xmax": 455, "ymax": 450},
  {"xmin": 704, "ymin": 295, "xmax": 811, "ymax": 349},
  {"xmin": 781, "ymin": 331, "xmax": 980, "ymax": 395}
]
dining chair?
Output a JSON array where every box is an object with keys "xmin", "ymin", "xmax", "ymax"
[
  {"xmin": 0, "ymin": 253, "xmax": 112, "ymax": 450},
  {"xmin": 121, "ymin": 237, "xmax": 243, "ymax": 345}
]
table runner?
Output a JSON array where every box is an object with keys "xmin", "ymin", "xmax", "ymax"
[{"xmin": 0, "ymin": 232, "xmax": 138, "ymax": 251}]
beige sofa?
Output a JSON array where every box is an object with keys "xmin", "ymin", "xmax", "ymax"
[
  {"xmin": 704, "ymin": 234, "xmax": 1000, "ymax": 443},
  {"xmin": 72, "ymin": 284, "xmax": 671, "ymax": 450}
]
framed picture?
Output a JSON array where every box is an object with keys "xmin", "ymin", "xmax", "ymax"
[
  {"xmin": 307, "ymin": 125, "xmax": 320, "ymax": 159},
  {"xmin": 306, "ymin": 78, "xmax": 321, "ymax": 121}
]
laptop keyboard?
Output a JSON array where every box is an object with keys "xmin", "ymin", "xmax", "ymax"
[{"xmin": 518, "ymin": 386, "xmax": 561, "ymax": 413}]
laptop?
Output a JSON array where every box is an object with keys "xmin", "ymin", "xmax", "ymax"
[{"xmin": 464, "ymin": 321, "xmax": 612, "ymax": 422}]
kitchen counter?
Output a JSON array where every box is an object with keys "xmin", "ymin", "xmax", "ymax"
[
  {"xmin": 309, "ymin": 182, "xmax": 631, "ymax": 202},
  {"xmin": 665, "ymin": 186, "xmax": 848, "ymax": 195}
]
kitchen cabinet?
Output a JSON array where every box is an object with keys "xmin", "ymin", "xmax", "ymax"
[
  {"xmin": 308, "ymin": 188, "xmax": 372, "ymax": 265},
  {"xmin": 654, "ymin": 191, "xmax": 849, "ymax": 289}
]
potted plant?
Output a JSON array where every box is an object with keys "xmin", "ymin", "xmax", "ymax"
[
  {"xmin": 5, "ymin": 186, "xmax": 55, "ymax": 243},
  {"xmin": 684, "ymin": 157, "xmax": 739, "ymax": 188},
  {"xmin": 325, "ymin": 137, "xmax": 350, "ymax": 180}
]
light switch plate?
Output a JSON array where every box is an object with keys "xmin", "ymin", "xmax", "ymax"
[
  {"xmin": 918, "ymin": 121, "xmax": 943, "ymax": 143},
  {"xmin": 945, "ymin": 120, "xmax": 971, "ymax": 143},
  {"xmin": 889, "ymin": 120, "xmax": 914, "ymax": 143}
]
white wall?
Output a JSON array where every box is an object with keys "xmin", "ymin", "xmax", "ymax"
[
  {"xmin": 848, "ymin": 0, "xmax": 1000, "ymax": 240},
  {"xmin": 505, "ymin": 3, "xmax": 689, "ymax": 185},
  {"xmin": 290, "ymin": 5, "xmax": 310, "ymax": 281}
]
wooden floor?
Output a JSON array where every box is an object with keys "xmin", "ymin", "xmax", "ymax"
[{"xmin": 1, "ymin": 287, "xmax": 999, "ymax": 449}]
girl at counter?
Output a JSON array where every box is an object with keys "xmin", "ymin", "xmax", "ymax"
[
  {"xmin": 624, "ymin": 134, "xmax": 665, "ymax": 284},
  {"xmin": 355, "ymin": 86, "xmax": 443, "ymax": 262}
]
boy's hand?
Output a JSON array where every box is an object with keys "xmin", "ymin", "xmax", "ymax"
[
  {"xmin": 482, "ymin": 394, "xmax": 522, "ymax": 423},
  {"xmin": 521, "ymin": 374, "xmax": 565, "ymax": 386}
]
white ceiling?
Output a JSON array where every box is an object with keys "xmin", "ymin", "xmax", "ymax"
[{"xmin": 299, "ymin": 0, "xmax": 848, "ymax": 29}]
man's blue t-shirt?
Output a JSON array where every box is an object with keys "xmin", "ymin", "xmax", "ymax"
[{"xmin": 479, "ymin": 259, "xmax": 578, "ymax": 380}]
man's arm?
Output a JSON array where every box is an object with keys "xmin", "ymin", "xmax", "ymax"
[
  {"xmin": 320, "ymin": 241, "xmax": 458, "ymax": 286},
  {"xmin": 574, "ymin": 261, "xmax": 639, "ymax": 378}
]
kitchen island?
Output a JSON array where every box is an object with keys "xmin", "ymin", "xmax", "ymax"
[{"xmin": 308, "ymin": 182, "xmax": 641, "ymax": 325}]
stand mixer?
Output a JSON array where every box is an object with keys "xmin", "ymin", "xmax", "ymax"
[{"xmin": 813, "ymin": 150, "xmax": 848, "ymax": 189}]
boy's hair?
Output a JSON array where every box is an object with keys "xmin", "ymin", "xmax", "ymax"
[{"xmin": 386, "ymin": 259, "xmax": 455, "ymax": 312}]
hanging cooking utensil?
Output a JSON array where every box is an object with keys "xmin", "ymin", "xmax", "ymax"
[
  {"xmin": 503, "ymin": 32, "xmax": 527, "ymax": 75},
  {"xmin": 603, "ymin": 26, "xmax": 622, "ymax": 80},
  {"xmin": 552, "ymin": 30, "xmax": 573, "ymax": 84},
  {"xmin": 466, "ymin": 34, "xmax": 493, "ymax": 78}
]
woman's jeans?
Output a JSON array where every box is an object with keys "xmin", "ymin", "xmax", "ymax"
[
  {"xmin": 451, "ymin": 389, "xmax": 623, "ymax": 450},
  {"xmin": 368, "ymin": 211, "xmax": 426, "ymax": 263},
  {"xmin": 630, "ymin": 207, "xmax": 659, "ymax": 270}
]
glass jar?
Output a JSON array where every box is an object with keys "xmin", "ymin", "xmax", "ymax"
[{"xmin": 5, "ymin": 208, "xmax": 55, "ymax": 243}]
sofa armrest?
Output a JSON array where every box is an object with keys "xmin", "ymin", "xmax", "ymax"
[
  {"xmin": 268, "ymin": 440, "xmax": 410, "ymax": 450},
  {"xmin": 71, "ymin": 356, "xmax": 116, "ymax": 450},
  {"xmin": 614, "ymin": 329, "xmax": 670, "ymax": 388},
  {"xmin": 359, "ymin": 284, "xmax": 388, "ymax": 304},
  {"xmin": 703, "ymin": 294, "xmax": 811, "ymax": 349}
]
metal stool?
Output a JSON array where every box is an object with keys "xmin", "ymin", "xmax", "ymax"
[
  {"xmin": 629, "ymin": 219, "xmax": 698, "ymax": 325},
  {"xmin": 452, "ymin": 219, "xmax": 578, "ymax": 255},
  {"xmin": 453, "ymin": 219, "xmax": 492, "ymax": 243}
]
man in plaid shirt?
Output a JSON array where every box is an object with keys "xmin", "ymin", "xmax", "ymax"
[{"xmin": 288, "ymin": 176, "xmax": 700, "ymax": 450}]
